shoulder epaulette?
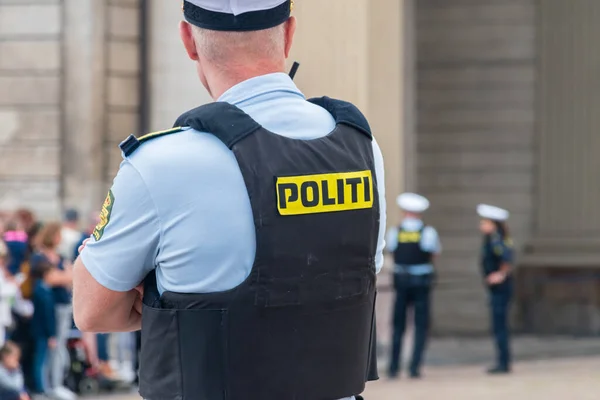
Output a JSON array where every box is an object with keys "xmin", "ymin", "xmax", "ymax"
[{"xmin": 119, "ymin": 127, "xmax": 185, "ymax": 157}]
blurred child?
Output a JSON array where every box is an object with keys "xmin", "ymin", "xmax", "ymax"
[
  {"xmin": 0, "ymin": 268, "xmax": 18, "ymax": 346},
  {"xmin": 35, "ymin": 223, "xmax": 76, "ymax": 400},
  {"xmin": 30, "ymin": 261, "xmax": 56, "ymax": 395},
  {"xmin": 0, "ymin": 240, "xmax": 16, "ymax": 345},
  {"xmin": 2, "ymin": 220, "xmax": 28, "ymax": 277},
  {"xmin": 0, "ymin": 341, "xmax": 29, "ymax": 400}
]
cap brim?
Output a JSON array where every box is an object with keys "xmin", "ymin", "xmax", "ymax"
[{"xmin": 184, "ymin": 0, "xmax": 291, "ymax": 31}]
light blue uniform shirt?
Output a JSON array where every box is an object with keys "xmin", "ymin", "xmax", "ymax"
[
  {"xmin": 81, "ymin": 71, "xmax": 386, "ymax": 297},
  {"xmin": 386, "ymin": 217, "xmax": 441, "ymax": 275}
]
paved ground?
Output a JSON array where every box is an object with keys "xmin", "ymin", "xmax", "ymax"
[
  {"xmin": 91, "ymin": 356, "xmax": 600, "ymax": 400},
  {"xmin": 384, "ymin": 335, "xmax": 600, "ymax": 367},
  {"xmin": 364, "ymin": 357, "xmax": 600, "ymax": 400}
]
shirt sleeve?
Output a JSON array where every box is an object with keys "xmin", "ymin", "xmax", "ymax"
[
  {"xmin": 0, "ymin": 368, "xmax": 21, "ymax": 392},
  {"xmin": 372, "ymin": 138, "xmax": 387, "ymax": 274},
  {"xmin": 16, "ymin": 370, "xmax": 24, "ymax": 393},
  {"xmin": 421, "ymin": 226, "xmax": 442, "ymax": 255},
  {"xmin": 80, "ymin": 160, "xmax": 161, "ymax": 292}
]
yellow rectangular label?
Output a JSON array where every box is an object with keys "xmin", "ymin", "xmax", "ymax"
[
  {"xmin": 276, "ymin": 170, "xmax": 374, "ymax": 216},
  {"xmin": 398, "ymin": 231, "xmax": 421, "ymax": 243}
]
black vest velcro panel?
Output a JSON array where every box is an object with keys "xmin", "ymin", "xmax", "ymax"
[
  {"xmin": 139, "ymin": 98, "xmax": 380, "ymax": 400},
  {"xmin": 393, "ymin": 226, "xmax": 433, "ymax": 266}
]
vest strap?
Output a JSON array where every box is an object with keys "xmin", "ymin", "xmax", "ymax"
[
  {"xmin": 172, "ymin": 97, "xmax": 373, "ymax": 149},
  {"xmin": 173, "ymin": 102, "xmax": 262, "ymax": 149},
  {"xmin": 308, "ymin": 97, "xmax": 373, "ymax": 140}
]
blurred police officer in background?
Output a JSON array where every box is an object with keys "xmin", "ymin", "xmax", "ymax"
[
  {"xmin": 72, "ymin": 1, "xmax": 387, "ymax": 399},
  {"xmin": 477, "ymin": 204, "xmax": 514, "ymax": 375},
  {"xmin": 386, "ymin": 193, "xmax": 441, "ymax": 379}
]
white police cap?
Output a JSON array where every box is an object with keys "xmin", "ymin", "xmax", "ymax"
[
  {"xmin": 396, "ymin": 193, "xmax": 430, "ymax": 213},
  {"xmin": 183, "ymin": 0, "xmax": 293, "ymax": 31},
  {"xmin": 477, "ymin": 204, "xmax": 510, "ymax": 222}
]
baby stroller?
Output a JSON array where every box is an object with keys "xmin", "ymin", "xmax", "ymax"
[{"xmin": 64, "ymin": 330, "xmax": 119, "ymax": 396}]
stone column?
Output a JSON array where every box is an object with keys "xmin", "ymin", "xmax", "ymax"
[
  {"xmin": 62, "ymin": 0, "xmax": 143, "ymax": 220},
  {"xmin": 524, "ymin": 0, "xmax": 600, "ymax": 265},
  {"xmin": 519, "ymin": 0, "xmax": 600, "ymax": 334},
  {"xmin": 103, "ymin": 0, "xmax": 142, "ymax": 186},
  {"xmin": 62, "ymin": 0, "xmax": 108, "ymax": 218},
  {"xmin": 368, "ymin": 0, "xmax": 406, "ymax": 225},
  {"xmin": 0, "ymin": 2, "xmax": 63, "ymax": 218}
]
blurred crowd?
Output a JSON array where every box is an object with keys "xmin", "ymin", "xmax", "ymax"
[{"xmin": 0, "ymin": 209, "xmax": 138, "ymax": 399}]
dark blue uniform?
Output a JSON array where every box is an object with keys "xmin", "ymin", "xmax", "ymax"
[
  {"xmin": 31, "ymin": 280, "xmax": 56, "ymax": 393},
  {"xmin": 481, "ymin": 233, "xmax": 514, "ymax": 372},
  {"xmin": 388, "ymin": 224, "xmax": 438, "ymax": 378}
]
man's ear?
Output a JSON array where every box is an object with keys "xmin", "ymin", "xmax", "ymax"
[
  {"xmin": 284, "ymin": 17, "xmax": 297, "ymax": 58},
  {"xmin": 180, "ymin": 21, "xmax": 199, "ymax": 61}
]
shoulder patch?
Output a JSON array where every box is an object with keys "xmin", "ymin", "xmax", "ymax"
[
  {"xmin": 93, "ymin": 190, "xmax": 115, "ymax": 241},
  {"xmin": 493, "ymin": 245, "xmax": 504, "ymax": 257}
]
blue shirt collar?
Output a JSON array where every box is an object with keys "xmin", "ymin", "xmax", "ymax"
[
  {"xmin": 218, "ymin": 72, "xmax": 305, "ymax": 106},
  {"xmin": 401, "ymin": 217, "xmax": 424, "ymax": 230}
]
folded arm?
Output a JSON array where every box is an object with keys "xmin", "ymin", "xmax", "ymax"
[{"xmin": 73, "ymin": 258, "xmax": 143, "ymax": 332}]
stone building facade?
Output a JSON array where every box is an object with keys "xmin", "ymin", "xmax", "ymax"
[
  {"xmin": 1, "ymin": 0, "xmax": 599, "ymax": 335},
  {"xmin": 0, "ymin": 0, "xmax": 142, "ymax": 217}
]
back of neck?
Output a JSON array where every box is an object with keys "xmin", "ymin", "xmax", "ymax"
[{"xmin": 206, "ymin": 61, "xmax": 285, "ymax": 100}]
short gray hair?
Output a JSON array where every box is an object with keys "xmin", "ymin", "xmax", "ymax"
[{"xmin": 191, "ymin": 24, "xmax": 286, "ymax": 64}]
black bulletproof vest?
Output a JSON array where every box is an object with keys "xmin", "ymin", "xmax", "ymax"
[
  {"xmin": 393, "ymin": 226, "xmax": 433, "ymax": 266},
  {"xmin": 138, "ymin": 97, "xmax": 380, "ymax": 400}
]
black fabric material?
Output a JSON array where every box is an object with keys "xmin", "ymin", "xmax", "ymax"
[
  {"xmin": 184, "ymin": 0, "xmax": 291, "ymax": 32},
  {"xmin": 481, "ymin": 235, "xmax": 505, "ymax": 277},
  {"xmin": 173, "ymin": 102, "xmax": 262, "ymax": 149},
  {"xmin": 393, "ymin": 272, "xmax": 434, "ymax": 289},
  {"xmin": 308, "ymin": 97, "xmax": 373, "ymax": 140},
  {"xmin": 393, "ymin": 226, "xmax": 433, "ymax": 266},
  {"xmin": 480, "ymin": 236, "xmax": 514, "ymax": 292},
  {"xmin": 367, "ymin": 311, "xmax": 380, "ymax": 382},
  {"xmin": 172, "ymin": 97, "xmax": 373, "ymax": 149},
  {"xmin": 140, "ymin": 99, "xmax": 380, "ymax": 400},
  {"xmin": 481, "ymin": 236, "xmax": 497, "ymax": 276},
  {"xmin": 119, "ymin": 134, "xmax": 140, "ymax": 157}
]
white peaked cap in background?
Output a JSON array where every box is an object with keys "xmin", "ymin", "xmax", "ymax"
[
  {"xmin": 477, "ymin": 204, "xmax": 510, "ymax": 221},
  {"xmin": 396, "ymin": 193, "xmax": 430, "ymax": 213}
]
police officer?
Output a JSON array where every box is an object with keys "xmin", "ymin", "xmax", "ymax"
[
  {"xmin": 477, "ymin": 204, "xmax": 514, "ymax": 375},
  {"xmin": 386, "ymin": 193, "xmax": 441, "ymax": 379},
  {"xmin": 72, "ymin": 1, "xmax": 387, "ymax": 399}
]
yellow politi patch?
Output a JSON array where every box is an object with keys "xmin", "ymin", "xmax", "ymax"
[
  {"xmin": 398, "ymin": 231, "xmax": 421, "ymax": 243},
  {"xmin": 290, "ymin": 0, "xmax": 295, "ymax": 12},
  {"xmin": 93, "ymin": 190, "xmax": 115, "ymax": 241},
  {"xmin": 276, "ymin": 170, "xmax": 374, "ymax": 216}
]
